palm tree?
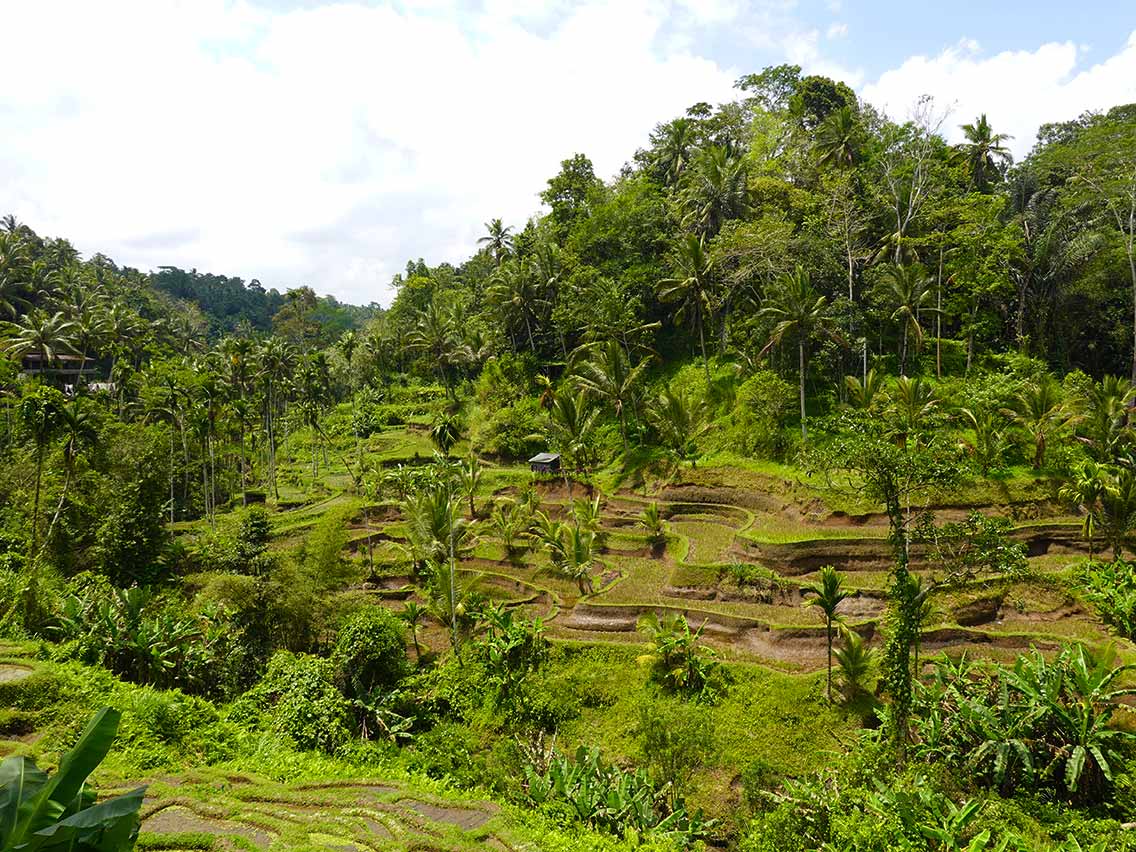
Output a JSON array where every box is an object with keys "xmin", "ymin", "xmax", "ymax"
[
  {"xmin": 1075, "ymin": 375, "xmax": 1134, "ymax": 462},
  {"xmin": 408, "ymin": 300, "xmax": 469, "ymax": 394},
  {"xmin": 648, "ymin": 384, "xmax": 709, "ymax": 469},
  {"xmin": 815, "ymin": 106, "xmax": 861, "ymax": 169},
  {"xmin": 487, "ymin": 263, "xmax": 542, "ymax": 353},
  {"xmin": 834, "ymin": 625, "xmax": 875, "ymax": 702},
  {"xmin": 658, "ymin": 233, "xmax": 716, "ymax": 382},
  {"xmin": 457, "ymin": 452, "xmax": 481, "ymax": 518},
  {"xmin": 680, "ymin": 144, "xmax": 750, "ymax": 236},
  {"xmin": 400, "ymin": 601, "xmax": 427, "ymax": 660},
  {"xmin": 844, "ymin": 368, "xmax": 886, "ymax": 411},
  {"xmin": 2, "ymin": 310, "xmax": 77, "ymax": 374},
  {"xmin": 803, "ymin": 565, "xmax": 848, "ymax": 701},
  {"xmin": 1005, "ymin": 377, "xmax": 1066, "ymax": 469},
  {"xmin": 1060, "ymin": 461, "xmax": 1106, "ymax": 559},
  {"xmin": 1007, "ymin": 176, "xmax": 1099, "ymax": 351},
  {"xmin": 478, "ymin": 218, "xmax": 514, "ymax": 266},
  {"xmin": 0, "ymin": 230, "xmax": 30, "ymax": 319},
  {"xmin": 884, "ymin": 263, "xmax": 937, "ymax": 375},
  {"xmin": 258, "ymin": 336, "xmax": 293, "ymax": 500},
  {"xmin": 759, "ymin": 267, "xmax": 842, "ymax": 439},
  {"xmin": 959, "ymin": 114, "xmax": 1013, "ymax": 192},
  {"xmin": 546, "ymin": 390, "xmax": 599, "ymax": 471},
  {"xmin": 960, "ymin": 406, "xmax": 1007, "ymax": 474},
  {"xmin": 430, "ymin": 410, "xmax": 463, "ymax": 456},
  {"xmin": 535, "ymin": 517, "xmax": 599, "ymax": 596},
  {"xmin": 41, "ymin": 399, "xmax": 98, "ymax": 555},
  {"xmin": 571, "ymin": 340, "xmax": 651, "ymax": 456},
  {"xmin": 652, "ymin": 117, "xmax": 696, "ymax": 185},
  {"xmin": 893, "ymin": 376, "xmax": 939, "ymax": 439},
  {"xmin": 1098, "ymin": 468, "xmax": 1136, "ymax": 561}
]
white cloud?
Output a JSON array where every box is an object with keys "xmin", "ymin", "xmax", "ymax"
[
  {"xmin": 863, "ymin": 31, "xmax": 1136, "ymax": 158},
  {"xmin": 8, "ymin": 2, "xmax": 1133, "ymax": 310},
  {"xmin": 826, "ymin": 22, "xmax": 847, "ymax": 40},
  {"xmin": 0, "ymin": 0, "xmax": 739, "ymax": 305}
]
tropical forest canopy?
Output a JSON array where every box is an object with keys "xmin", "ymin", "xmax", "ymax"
[{"xmin": 2, "ymin": 65, "xmax": 1136, "ymax": 852}]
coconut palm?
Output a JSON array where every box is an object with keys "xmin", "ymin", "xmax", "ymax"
[
  {"xmin": 400, "ymin": 601, "xmax": 427, "ymax": 660},
  {"xmin": 652, "ymin": 117, "xmax": 696, "ymax": 185},
  {"xmin": 408, "ymin": 300, "xmax": 470, "ymax": 394},
  {"xmin": 883, "ymin": 263, "xmax": 938, "ymax": 375},
  {"xmin": 1007, "ymin": 177, "xmax": 1100, "ymax": 351},
  {"xmin": 760, "ymin": 267, "xmax": 842, "ymax": 439},
  {"xmin": 402, "ymin": 483, "xmax": 474, "ymax": 577},
  {"xmin": 487, "ymin": 262, "xmax": 543, "ymax": 353},
  {"xmin": 893, "ymin": 376, "xmax": 939, "ymax": 439},
  {"xmin": 1098, "ymin": 468, "xmax": 1136, "ymax": 561},
  {"xmin": 1060, "ymin": 461, "xmax": 1107, "ymax": 558},
  {"xmin": 41, "ymin": 398, "xmax": 98, "ymax": 554},
  {"xmin": 534, "ymin": 515, "xmax": 599, "ymax": 596},
  {"xmin": 960, "ymin": 405, "xmax": 1008, "ymax": 474},
  {"xmin": 834, "ymin": 625, "xmax": 875, "ymax": 702},
  {"xmin": 804, "ymin": 565, "xmax": 848, "ymax": 701},
  {"xmin": 844, "ymin": 368, "xmax": 886, "ymax": 411},
  {"xmin": 258, "ymin": 336, "xmax": 294, "ymax": 500},
  {"xmin": 815, "ymin": 106, "xmax": 861, "ymax": 169},
  {"xmin": 546, "ymin": 391, "xmax": 599, "ymax": 471},
  {"xmin": 571, "ymin": 339, "xmax": 651, "ymax": 456},
  {"xmin": 680, "ymin": 144, "xmax": 751, "ymax": 236},
  {"xmin": 18, "ymin": 386, "xmax": 64, "ymax": 565},
  {"xmin": 648, "ymin": 384, "xmax": 709, "ymax": 469},
  {"xmin": 457, "ymin": 452, "xmax": 481, "ymax": 518},
  {"xmin": 959, "ymin": 114, "xmax": 1013, "ymax": 192},
  {"xmin": 657, "ymin": 233, "xmax": 716, "ymax": 382},
  {"xmin": 478, "ymin": 218, "xmax": 514, "ymax": 265},
  {"xmin": 1075, "ymin": 375, "xmax": 1134, "ymax": 462},
  {"xmin": 2, "ymin": 310, "xmax": 77, "ymax": 374},
  {"xmin": 1005, "ymin": 377, "xmax": 1067, "ymax": 469},
  {"xmin": 0, "ymin": 230, "xmax": 31, "ymax": 319}
]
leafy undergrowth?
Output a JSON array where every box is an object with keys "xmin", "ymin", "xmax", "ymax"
[{"xmin": 0, "ymin": 644, "xmax": 680, "ymax": 852}]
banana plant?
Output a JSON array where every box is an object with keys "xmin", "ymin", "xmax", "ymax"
[{"xmin": 0, "ymin": 707, "xmax": 145, "ymax": 851}]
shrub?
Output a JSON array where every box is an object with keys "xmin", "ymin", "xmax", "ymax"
[
  {"xmin": 351, "ymin": 386, "xmax": 386, "ymax": 438},
  {"xmin": 235, "ymin": 505, "xmax": 272, "ymax": 570},
  {"xmin": 333, "ymin": 607, "xmax": 408, "ymax": 698},
  {"xmin": 473, "ymin": 397, "xmax": 547, "ymax": 460},
  {"xmin": 238, "ymin": 651, "xmax": 351, "ymax": 753},
  {"xmin": 636, "ymin": 612, "xmax": 725, "ymax": 702},
  {"xmin": 726, "ymin": 371, "xmax": 794, "ymax": 458},
  {"xmin": 636, "ymin": 698, "xmax": 715, "ymax": 811},
  {"xmin": 300, "ymin": 506, "xmax": 354, "ymax": 590},
  {"xmin": 474, "ymin": 354, "xmax": 537, "ymax": 408}
]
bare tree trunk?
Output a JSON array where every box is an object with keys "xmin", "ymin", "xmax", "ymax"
[
  {"xmin": 936, "ymin": 246, "xmax": 943, "ymax": 380},
  {"xmin": 799, "ymin": 340, "xmax": 807, "ymax": 440}
]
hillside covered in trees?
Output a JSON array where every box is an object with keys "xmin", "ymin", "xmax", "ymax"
[{"xmin": 2, "ymin": 65, "xmax": 1136, "ymax": 852}]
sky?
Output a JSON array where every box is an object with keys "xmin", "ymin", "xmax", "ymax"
[{"xmin": 2, "ymin": 1, "xmax": 1134, "ymax": 307}]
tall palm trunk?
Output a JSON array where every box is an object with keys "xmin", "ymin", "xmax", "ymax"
[
  {"xmin": 798, "ymin": 339, "xmax": 807, "ymax": 440},
  {"xmin": 825, "ymin": 615, "xmax": 833, "ymax": 701},
  {"xmin": 29, "ymin": 442, "xmax": 44, "ymax": 561},
  {"xmin": 698, "ymin": 308, "xmax": 710, "ymax": 385},
  {"xmin": 169, "ymin": 426, "xmax": 176, "ymax": 524},
  {"xmin": 43, "ymin": 464, "xmax": 73, "ymax": 556}
]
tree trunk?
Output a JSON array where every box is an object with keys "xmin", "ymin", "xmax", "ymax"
[
  {"xmin": 936, "ymin": 247, "xmax": 943, "ymax": 380},
  {"xmin": 799, "ymin": 340, "xmax": 807, "ymax": 440},
  {"xmin": 698, "ymin": 308, "xmax": 710, "ymax": 386},
  {"xmin": 826, "ymin": 618, "xmax": 833, "ymax": 701},
  {"xmin": 29, "ymin": 443, "xmax": 44, "ymax": 562}
]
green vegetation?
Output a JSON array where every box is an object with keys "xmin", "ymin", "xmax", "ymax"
[{"xmin": 2, "ymin": 70, "xmax": 1136, "ymax": 852}]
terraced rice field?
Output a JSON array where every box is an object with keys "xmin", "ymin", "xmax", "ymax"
[{"xmin": 347, "ymin": 461, "xmax": 1119, "ymax": 672}]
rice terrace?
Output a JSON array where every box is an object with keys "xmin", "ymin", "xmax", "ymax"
[{"xmin": 3, "ymin": 6, "xmax": 1136, "ymax": 851}]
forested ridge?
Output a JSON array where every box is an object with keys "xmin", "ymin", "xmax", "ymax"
[{"xmin": 2, "ymin": 65, "xmax": 1136, "ymax": 852}]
